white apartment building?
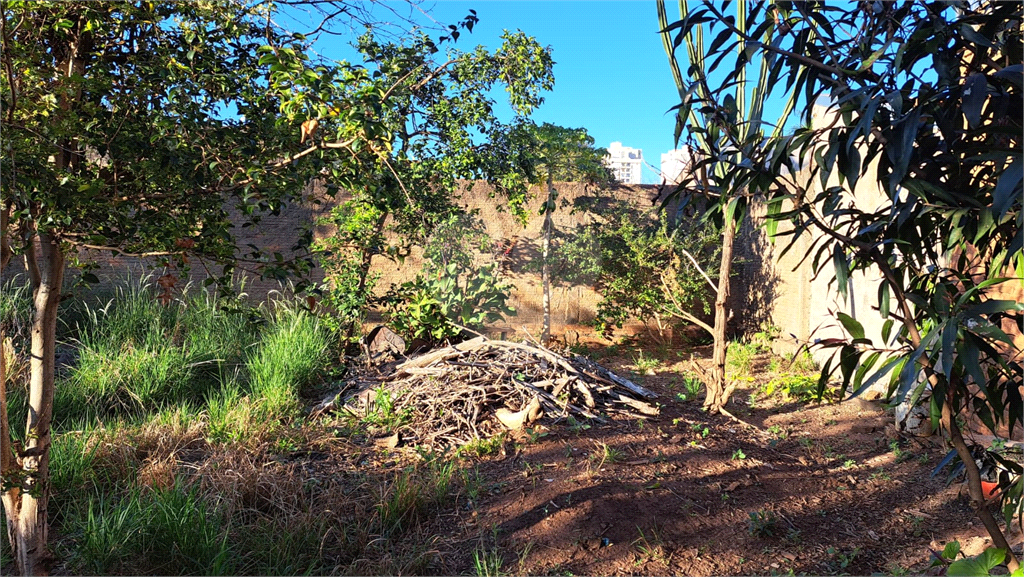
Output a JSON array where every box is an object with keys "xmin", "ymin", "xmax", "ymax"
[
  {"xmin": 605, "ymin": 142, "xmax": 643, "ymax": 184},
  {"xmin": 660, "ymin": 147, "xmax": 691, "ymax": 185}
]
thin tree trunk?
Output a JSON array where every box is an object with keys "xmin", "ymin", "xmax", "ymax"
[
  {"xmin": 704, "ymin": 217, "xmax": 735, "ymax": 413},
  {"xmin": 2, "ymin": 233, "xmax": 63, "ymax": 576},
  {"xmin": 541, "ymin": 172, "xmax": 555, "ymax": 344},
  {"xmin": 943, "ymin": 385, "xmax": 1020, "ymax": 571},
  {"xmin": 872, "ymin": 256, "xmax": 1020, "ymax": 571}
]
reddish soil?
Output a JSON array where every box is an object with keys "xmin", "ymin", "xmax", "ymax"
[{"xmin": 419, "ymin": 348, "xmax": 1023, "ymax": 576}]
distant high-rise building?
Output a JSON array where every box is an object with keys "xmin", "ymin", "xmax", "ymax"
[
  {"xmin": 605, "ymin": 142, "xmax": 643, "ymax": 184},
  {"xmin": 660, "ymin": 147, "xmax": 691, "ymax": 185}
]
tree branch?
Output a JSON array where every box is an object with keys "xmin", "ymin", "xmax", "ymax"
[
  {"xmin": 677, "ymin": 248, "xmax": 718, "ymax": 294},
  {"xmin": 659, "ymin": 272, "xmax": 714, "ymax": 334}
]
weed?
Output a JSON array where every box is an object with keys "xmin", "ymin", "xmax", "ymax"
[
  {"xmin": 869, "ymin": 470, "xmax": 892, "ymax": 481},
  {"xmin": 633, "ymin": 351, "xmax": 662, "ymax": 373},
  {"xmin": 767, "ymin": 425, "xmax": 787, "ymax": 439},
  {"xmin": 726, "ymin": 341, "xmax": 757, "ymax": 378},
  {"xmin": 826, "ymin": 546, "xmax": 860, "ymax": 571},
  {"xmin": 525, "ymin": 427, "xmax": 549, "ymax": 443},
  {"xmin": 462, "ymin": 467, "xmax": 486, "ymax": 502},
  {"xmin": 566, "ymin": 416, "xmax": 591, "ymax": 434},
  {"xmin": 675, "ymin": 375, "xmax": 703, "ymax": 402},
  {"xmin": 890, "ymin": 440, "xmax": 908, "ymax": 461},
  {"xmin": 732, "ymin": 449, "xmax": 747, "ymax": 460},
  {"xmin": 784, "ymin": 350, "xmax": 818, "ymax": 374},
  {"xmin": 474, "ymin": 545, "xmax": 505, "ymax": 577},
  {"xmin": 246, "ymin": 305, "xmax": 333, "ymax": 419},
  {"xmin": 362, "ymin": 386, "xmax": 413, "ymax": 431},
  {"xmin": 632, "ymin": 526, "xmax": 666, "ymax": 565},
  {"xmin": 747, "ymin": 509, "xmax": 778, "ymax": 537},
  {"xmin": 516, "ymin": 541, "xmax": 535, "ymax": 574},
  {"xmin": 589, "ymin": 442, "xmax": 622, "ymax": 469},
  {"xmin": 690, "ymin": 422, "xmax": 710, "ymax": 438},
  {"xmin": 71, "ymin": 484, "xmax": 232, "ymax": 575},
  {"xmin": 760, "ymin": 374, "xmax": 827, "ymax": 403},
  {"xmin": 458, "ymin": 435, "xmax": 505, "ymax": 458}
]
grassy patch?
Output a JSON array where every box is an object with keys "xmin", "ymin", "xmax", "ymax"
[{"xmin": 70, "ymin": 484, "xmax": 232, "ymax": 575}]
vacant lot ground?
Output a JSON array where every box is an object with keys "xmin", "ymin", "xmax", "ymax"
[
  {"xmin": 4, "ymin": 326, "xmax": 1018, "ymax": 575},
  {"xmin": 408, "ymin": 345, "xmax": 1017, "ymax": 576}
]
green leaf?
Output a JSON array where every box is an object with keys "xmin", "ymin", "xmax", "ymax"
[
  {"xmin": 962, "ymin": 73, "xmax": 987, "ymax": 130},
  {"xmin": 941, "ymin": 539, "xmax": 961, "ymax": 562},
  {"xmin": 947, "ymin": 548, "xmax": 1007, "ymax": 577},
  {"xmin": 836, "ymin": 312, "xmax": 865, "ymax": 340},
  {"xmin": 993, "ymin": 156, "xmax": 1022, "ymax": 220},
  {"xmin": 833, "ymin": 246, "xmax": 849, "ymax": 301}
]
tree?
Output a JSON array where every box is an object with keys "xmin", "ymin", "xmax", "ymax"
[
  {"xmin": 307, "ymin": 23, "xmax": 554, "ymax": 344},
  {"xmin": 516, "ymin": 122, "xmax": 610, "ymax": 343},
  {"xmin": 556, "ymin": 195, "xmax": 721, "ymax": 342},
  {"xmin": 0, "ymin": 2, "xmax": 549, "ymax": 573},
  {"xmin": 658, "ymin": 0, "xmax": 799, "ymax": 414},
  {"xmin": 663, "ymin": 0, "xmax": 1022, "ymax": 568}
]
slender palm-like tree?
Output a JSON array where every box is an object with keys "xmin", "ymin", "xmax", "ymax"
[{"xmin": 657, "ymin": 0, "xmax": 799, "ymax": 414}]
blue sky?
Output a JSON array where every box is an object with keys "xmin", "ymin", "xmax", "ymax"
[{"xmin": 304, "ymin": 1, "xmax": 686, "ymax": 184}]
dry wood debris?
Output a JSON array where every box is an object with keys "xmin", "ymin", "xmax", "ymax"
[{"xmin": 332, "ymin": 336, "xmax": 659, "ymax": 449}]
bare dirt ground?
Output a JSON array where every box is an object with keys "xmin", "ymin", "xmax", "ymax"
[{"xmin": 414, "ymin": 346, "xmax": 1022, "ymax": 576}]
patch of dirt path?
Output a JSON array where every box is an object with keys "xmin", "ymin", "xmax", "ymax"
[{"xmin": 425, "ymin": 350, "xmax": 1019, "ymax": 576}]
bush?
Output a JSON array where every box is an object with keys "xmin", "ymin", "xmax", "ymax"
[
  {"xmin": 381, "ymin": 215, "xmax": 514, "ymax": 344},
  {"xmin": 556, "ymin": 197, "xmax": 720, "ymax": 338}
]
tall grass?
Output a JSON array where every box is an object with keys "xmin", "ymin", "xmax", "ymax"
[
  {"xmin": 71, "ymin": 484, "xmax": 233, "ymax": 575},
  {"xmin": 244, "ymin": 303, "xmax": 333, "ymax": 419},
  {"xmin": 52, "ymin": 279, "xmax": 261, "ymax": 427},
  {"xmin": 1, "ymin": 276, "xmax": 481, "ymax": 575}
]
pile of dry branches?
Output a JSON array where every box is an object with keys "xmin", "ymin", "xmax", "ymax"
[{"xmin": 337, "ymin": 336, "xmax": 659, "ymax": 449}]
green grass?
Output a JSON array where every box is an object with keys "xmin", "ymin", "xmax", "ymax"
[
  {"xmin": 245, "ymin": 303, "xmax": 333, "ymax": 419},
  {"xmin": 761, "ymin": 374, "xmax": 831, "ymax": 403},
  {"xmin": 726, "ymin": 340, "xmax": 757, "ymax": 378},
  {"xmin": 473, "ymin": 546, "xmax": 505, "ymax": 577},
  {"xmin": 71, "ymin": 484, "xmax": 232, "ymax": 575},
  {"xmin": 3, "ymin": 275, "xmax": 492, "ymax": 576},
  {"xmin": 43, "ymin": 279, "xmax": 262, "ymax": 428}
]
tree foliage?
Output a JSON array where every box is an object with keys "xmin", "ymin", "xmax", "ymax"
[
  {"xmin": 511, "ymin": 122, "xmax": 611, "ymax": 342},
  {"xmin": 557, "ymin": 198, "xmax": 721, "ymax": 340},
  {"xmin": 663, "ymin": 0, "xmax": 1022, "ymax": 566},
  {"xmin": 308, "ymin": 22, "xmax": 554, "ymax": 342},
  {"xmin": 0, "ymin": 2, "xmax": 549, "ymax": 572}
]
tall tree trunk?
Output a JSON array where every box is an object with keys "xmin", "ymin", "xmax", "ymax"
[
  {"xmin": 2, "ymin": 233, "xmax": 63, "ymax": 576},
  {"xmin": 541, "ymin": 173, "xmax": 555, "ymax": 343},
  {"xmin": 703, "ymin": 218, "xmax": 735, "ymax": 414}
]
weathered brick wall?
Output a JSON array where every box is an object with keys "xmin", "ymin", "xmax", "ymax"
[{"xmin": 2, "ymin": 181, "xmax": 681, "ymax": 341}]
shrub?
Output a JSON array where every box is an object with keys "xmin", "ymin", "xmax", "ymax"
[
  {"xmin": 556, "ymin": 198, "xmax": 720, "ymax": 338},
  {"xmin": 382, "ymin": 262, "xmax": 514, "ymax": 344}
]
